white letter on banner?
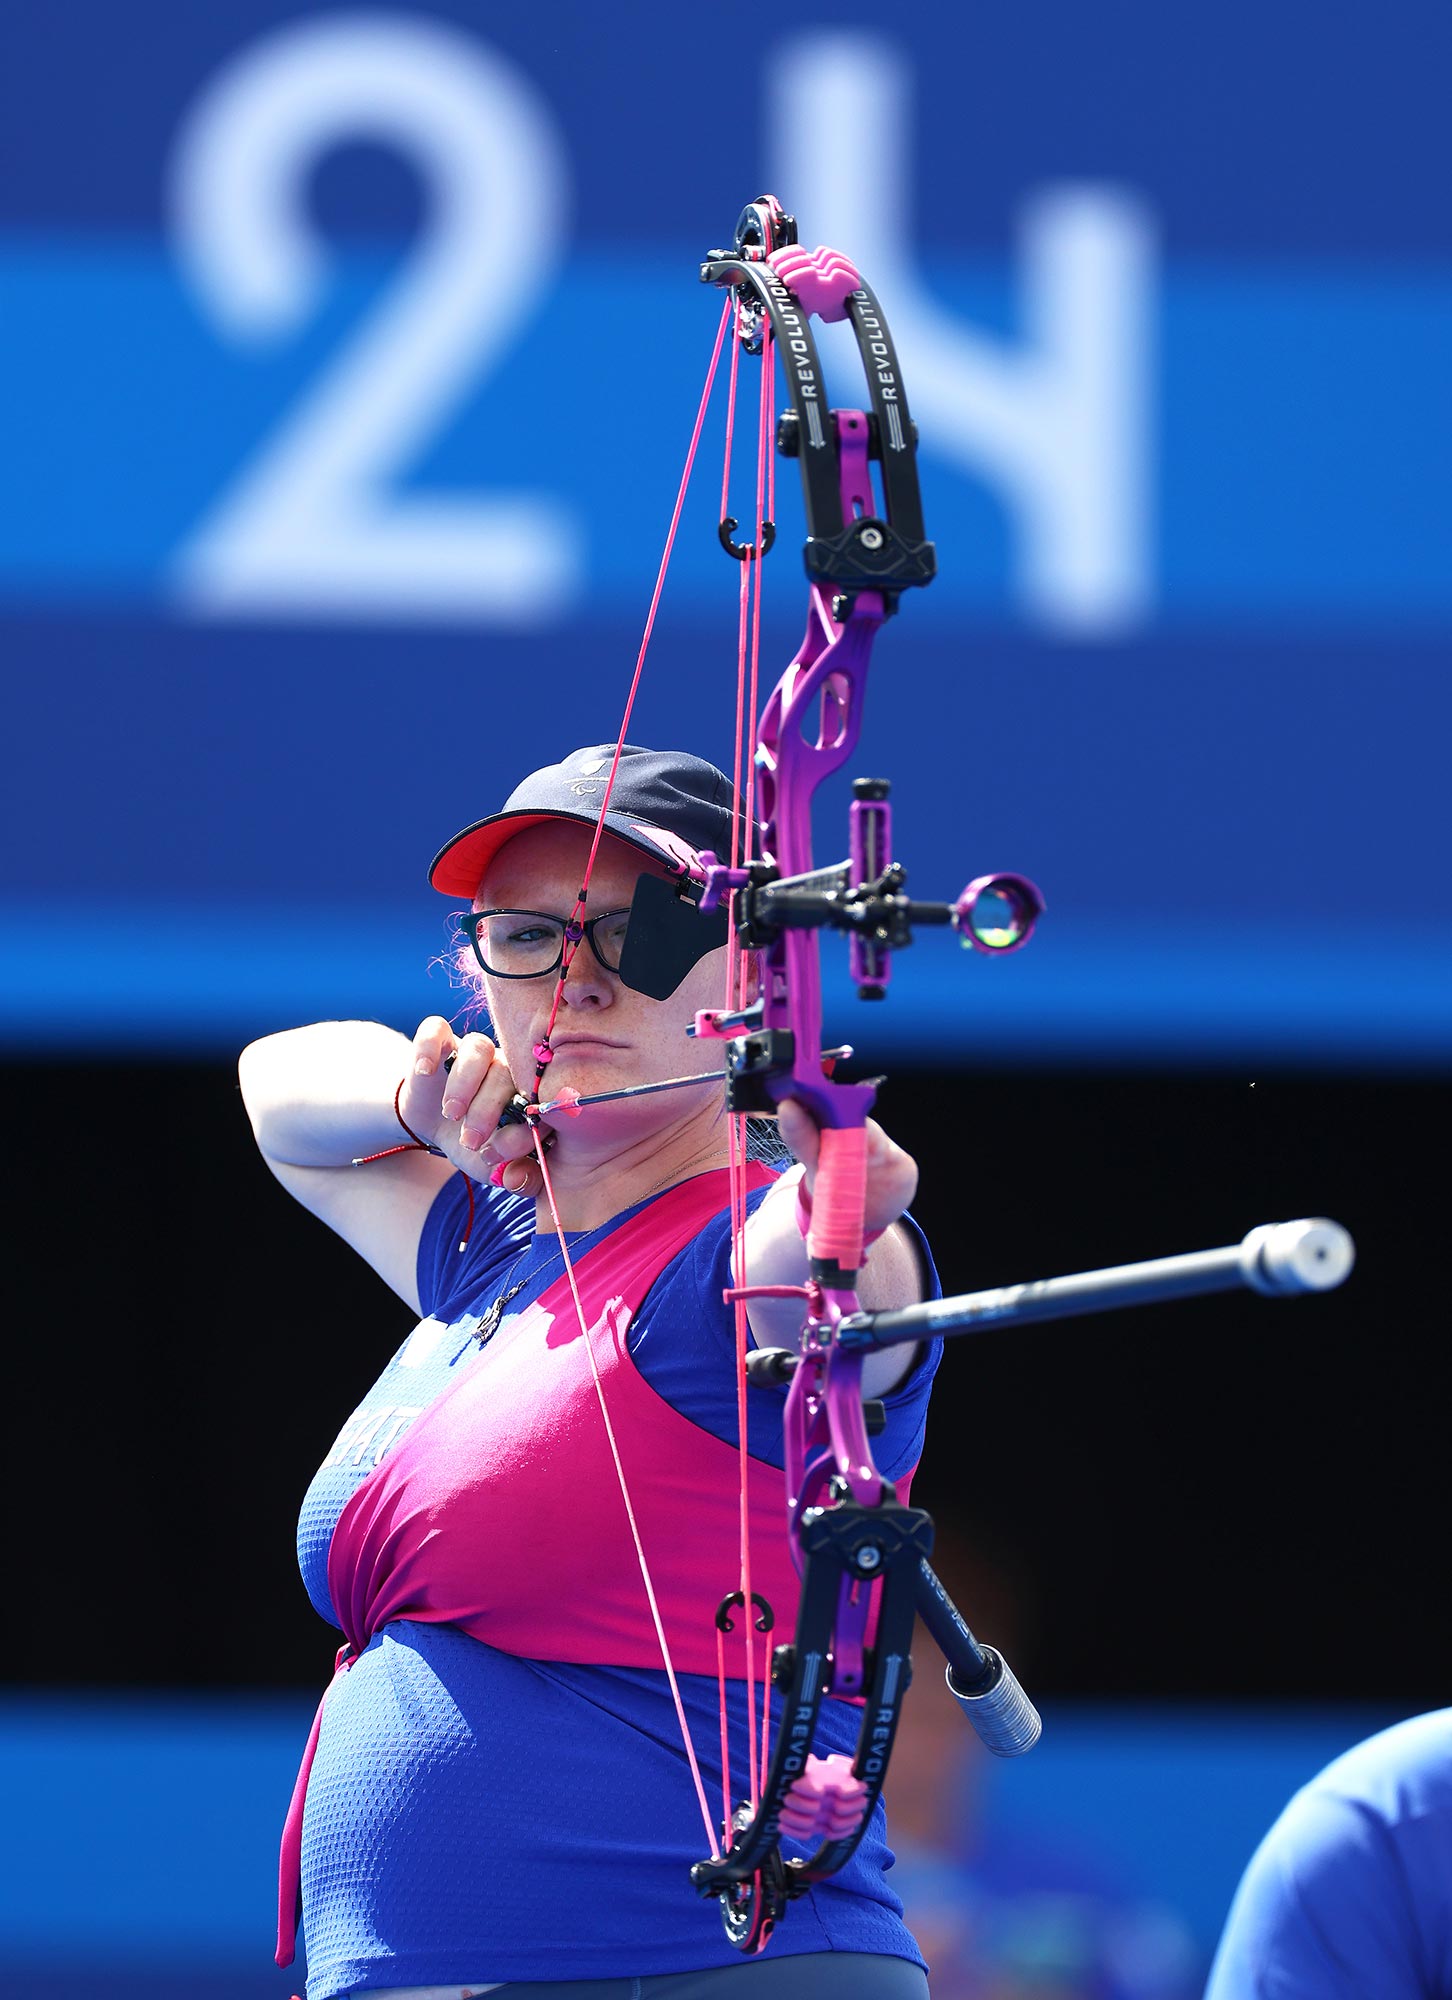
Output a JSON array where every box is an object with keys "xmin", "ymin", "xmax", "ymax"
[
  {"xmin": 768, "ymin": 31, "xmax": 1157, "ymax": 635},
  {"xmin": 168, "ymin": 13, "xmax": 579, "ymax": 625}
]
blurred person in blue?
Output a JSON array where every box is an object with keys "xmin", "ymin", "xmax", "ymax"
[
  {"xmin": 1203, "ymin": 1708, "xmax": 1452, "ymax": 1997},
  {"xmin": 239, "ymin": 744, "xmax": 942, "ymax": 2000}
]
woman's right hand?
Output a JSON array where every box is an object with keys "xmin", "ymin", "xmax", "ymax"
[{"xmin": 400, "ymin": 1017, "xmax": 543, "ymax": 1191}]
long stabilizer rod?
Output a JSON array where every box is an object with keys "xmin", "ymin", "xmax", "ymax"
[{"xmin": 837, "ymin": 1218, "xmax": 1355, "ymax": 1353}]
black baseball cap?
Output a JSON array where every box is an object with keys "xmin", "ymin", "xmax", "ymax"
[{"xmin": 429, "ymin": 743, "xmax": 752, "ymax": 898}]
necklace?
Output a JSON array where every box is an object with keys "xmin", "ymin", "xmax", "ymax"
[
  {"xmin": 471, "ymin": 1240, "xmax": 559, "ymax": 1347},
  {"xmin": 470, "ymin": 1211, "xmax": 617, "ymax": 1348},
  {"xmin": 472, "ymin": 1243, "xmax": 546, "ymax": 1345}
]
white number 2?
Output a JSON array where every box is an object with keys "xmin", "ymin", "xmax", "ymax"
[{"xmin": 168, "ymin": 14, "xmax": 580, "ymax": 624}]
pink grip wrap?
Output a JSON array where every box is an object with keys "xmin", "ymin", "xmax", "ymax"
[{"xmin": 807, "ymin": 1125, "xmax": 867, "ymax": 1271}]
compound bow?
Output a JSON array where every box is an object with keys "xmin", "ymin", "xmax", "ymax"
[{"xmin": 503, "ymin": 194, "xmax": 1353, "ymax": 1955}]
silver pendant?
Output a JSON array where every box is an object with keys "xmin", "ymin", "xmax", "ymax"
[{"xmin": 473, "ymin": 1279, "xmax": 529, "ymax": 1346}]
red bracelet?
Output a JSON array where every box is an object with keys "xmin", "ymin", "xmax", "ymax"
[
  {"xmin": 353, "ymin": 1079, "xmax": 446, "ymax": 1163},
  {"xmin": 352, "ymin": 1080, "xmax": 475, "ymax": 1255},
  {"xmin": 393, "ymin": 1080, "xmax": 437, "ymax": 1151}
]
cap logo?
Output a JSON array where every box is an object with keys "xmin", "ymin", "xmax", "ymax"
[{"xmin": 573, "ymin": 757, "xmax": 609, "ymax": 775}]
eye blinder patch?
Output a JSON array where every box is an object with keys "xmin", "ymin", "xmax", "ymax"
[{"xmin": 617, "ymin": 872, "xmax": 730, "ymax": 1000}]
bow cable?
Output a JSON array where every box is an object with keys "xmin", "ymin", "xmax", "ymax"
[
  {"xmin": 527, "ymin": 295, "xmax": 734, "ymax": 1103},
  {"xmin": 530, "ymin": 1133, "xmax": 720, "ymax": 1853},
  {"xmin": 525, "ymin": 279, "xmax": 787, "ymax": 1866},
  {"xmin": 521, "ymin": 297, "xmax": 734, "ymax": 1861},
  {"xmin": 719, "ymin": 296, "xmax": 779, "ymax": 1814}
]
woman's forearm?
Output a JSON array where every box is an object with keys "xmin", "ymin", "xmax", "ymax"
[{"xmin": 237, "ymin": 1020, "xmax": 418, "ymax": 1167}]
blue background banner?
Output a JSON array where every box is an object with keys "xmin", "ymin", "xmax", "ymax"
[{"xmin": 3, "ymin": 1, "xmax": 1448, "ymax": 1061}]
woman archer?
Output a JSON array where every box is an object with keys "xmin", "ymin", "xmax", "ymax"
[{"xmin": 239, "ymin": 740, "xmax": 943, "ymax": 2000}]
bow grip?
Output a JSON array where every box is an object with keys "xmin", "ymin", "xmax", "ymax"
[{"xmin": 807, "ymin": 1125, "xmax": 868, "ymax": 1282}]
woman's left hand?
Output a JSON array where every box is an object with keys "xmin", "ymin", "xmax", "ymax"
[
  {"xmin": 775, "ymin": 1097, "xmax": 920, "ymax": 1238},
  {"xmin": 742, "ymin": 1099, "xmax": 925, "ymax": 1387}
]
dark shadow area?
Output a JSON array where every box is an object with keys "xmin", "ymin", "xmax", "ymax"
[{"xmin": 8, "ymin": 1058, "xmax": 1444, "ymax": 1703}]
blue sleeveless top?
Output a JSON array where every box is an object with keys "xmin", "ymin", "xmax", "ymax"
[{"xmin": 293, "ymin": 1174, "xmax": 941, "ymax": 1998}]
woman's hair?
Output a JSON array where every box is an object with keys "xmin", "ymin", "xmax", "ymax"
[{"xmin": 441, "ymin": 928, "xmax": 492, "ymax": 1026}]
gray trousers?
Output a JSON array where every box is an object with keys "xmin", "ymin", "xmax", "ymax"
[{"xmin": 486, "ymin": 1956, "xmax": 930, "ymax": 1998}]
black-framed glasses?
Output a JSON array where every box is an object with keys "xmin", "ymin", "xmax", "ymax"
[{"xmin": 462, "ymin": 908, "xmax": 633, "ymax": 979}]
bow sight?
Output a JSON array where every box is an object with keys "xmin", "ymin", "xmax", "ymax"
[{"xmin": 699, "ymin": 796, "xmax": 1044, "ymax": 999}]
